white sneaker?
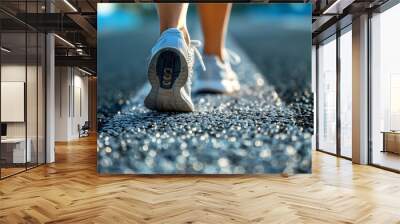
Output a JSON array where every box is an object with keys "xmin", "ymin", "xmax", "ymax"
[
  {"xmin": 144, "ymin": 28, "xmax": 204, "ymax": 112},
  {"xmin": 193, "ymin": 49, "xmax": 241, "ymax": 94}
]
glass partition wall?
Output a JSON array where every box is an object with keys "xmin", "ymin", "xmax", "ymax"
[
  {"xmin": 0, "ymin": 30, "xmax": 27, "ymax": 177},
  {"xmin": 316, "ymin": 0, "xmax": 400, "ymax": 171},
  {"xmin": 339, "ymin": 27, "xmax": 352, "ymax": 159},
  {"xmin": 370, "ymin": 3, "xmax": 400, "ymax": 172},
  {"xmin": 0, "ymin": 2, "xmax": 46, "ymax": 179},
  {"xmin": 317, "ymin": 35, "xmax": 337, "ymax": 155},
  {"xmin": 316, "ymin": 26, "xmax": 353, "ymax": 159}
]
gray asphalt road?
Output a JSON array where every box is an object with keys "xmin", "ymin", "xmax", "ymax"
[{"xmin": 97, "ymin": 37, "xmax": 313, "ymax": 174}]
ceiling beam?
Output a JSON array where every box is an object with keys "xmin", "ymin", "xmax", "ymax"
[
  {"xmin": 67, "ymin": 13, "xmax": 97, "ymax": 46},
  {"xmin": 55, "ymin": 55, "xmax": 96, "ymax": 70}
]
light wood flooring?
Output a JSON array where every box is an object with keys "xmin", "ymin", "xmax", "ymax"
[{"xmin": 0, "ymin": 135, "xmax": 400, "ymax": 223}]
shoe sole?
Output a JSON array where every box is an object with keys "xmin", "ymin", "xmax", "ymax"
[{"xmin": 145, "ymin": 48, "xmax": 194, "ymax": 112}]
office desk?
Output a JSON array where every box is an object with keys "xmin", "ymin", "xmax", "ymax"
[
  {"xmin": 382, "ymin": 131, "xmax": 400, "ymax": 154},
  {"xmin": 1, "ymin": 138, "xmax": 31, "ymax": 163}
]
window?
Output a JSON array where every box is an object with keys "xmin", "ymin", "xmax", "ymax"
[
  {"xmin": 317, "ymin": 35, "xmax": 337, "ymax": 154},
  {"xmin": 339, "ymin": 27, "xmax": 352, "ymax": 158},
  {"xmin": 370, "ymin": 3, "xmax": 400, "ymax": 171}
]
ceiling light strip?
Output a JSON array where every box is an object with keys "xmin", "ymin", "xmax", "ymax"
[
  {"xmin": 78, "ymin": 67, "xmax": 93, "ymax": 76},
  {"xmin": 63, "ymin": 0, "xmax": 78, "ymax": 12},
  {"xmin": 54, "ymin": 34, "xmax": 75, "ymax": 48},
  {"xmin": 1, "ymin": 47, "xmax": 11, "ymax": 53}
]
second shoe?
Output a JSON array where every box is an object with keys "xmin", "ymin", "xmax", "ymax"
[{"xmin": 193, "ymin": 50, "xmax": 241, "ymax": 94}]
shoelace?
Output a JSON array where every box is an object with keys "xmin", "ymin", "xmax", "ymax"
[
  {"xmin": 223, "ymin": 49, "xmax": 241, "ymax": 65},
  {"xmin": 190, "ymin": 40, "xmax": 206, "ymax": 71},
  {"xmin": 148, "ymin": 39, "xmax": 206, "ymax": 72}
]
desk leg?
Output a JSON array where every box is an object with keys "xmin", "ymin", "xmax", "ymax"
[{"xmin": 382, "ymin": 133, "xmax": 386, "ymax": 153}]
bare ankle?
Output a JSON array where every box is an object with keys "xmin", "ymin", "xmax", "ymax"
[
  {"xmin": 179, "ymin": 27, "xmax": 190, "ymax": 46},
  {"xmin": 204, "ymin": 49, "xmax": 224, "ymax": 62}
]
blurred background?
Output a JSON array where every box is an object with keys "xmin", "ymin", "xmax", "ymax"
[{"xmin": 97, "ymin": 3, "xmax": 311, "ymax": 119}]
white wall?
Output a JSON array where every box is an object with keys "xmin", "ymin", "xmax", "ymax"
[
  {"xmin": 1, "ymin": 65, "xmax": 32, "ymax": 138},
  {"xmin": 72, "ymin": 73, "xmax": 89, "ymax": 138},
  {"xmin": 1, "ymin": 64, "xmax": 25, "ymax": 81},
  {"xmin": 55, "ymin": 66, "xmax": 69, "ymax": 141},
  {"xmin": 1, "ymin": 63, "xmax": 46, "ymax": 164},
  {"xmin": 54, "ymin": 67, "xmax": 89, "ymax": 141},
  {"xmin": 1, "ymin": 82, "xmax": 25, "ymax": 122}
]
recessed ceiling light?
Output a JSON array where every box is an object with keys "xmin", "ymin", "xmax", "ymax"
[
  {"xmin": 78, "ymin": 67, "xmax": 93, "ymax": 76},
  {"xmin": 54, "ymin": 34, "xmax": 75, "ymax": 48}
]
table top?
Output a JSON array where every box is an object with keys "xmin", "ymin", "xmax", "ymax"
[
  {"xmin": 381, "ymin": 131, "xmax": 400, "ymax": 134},
  {"xmin": 1, "ymin": 138, "xmax": 29, "ymax": 143}
]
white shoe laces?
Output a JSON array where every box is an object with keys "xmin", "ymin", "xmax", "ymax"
[
  {"xmin": 224, "ymin": 49, "xmax": 241, "ymax": 65},
  {"xmin": 190, "ymin": 40, "xmax": 206, "ymax": 71}
]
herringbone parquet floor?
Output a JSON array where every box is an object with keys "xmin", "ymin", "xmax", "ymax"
[{"xmin": 1, "ymin": 135, "xmax": 400, "ymax": 224}]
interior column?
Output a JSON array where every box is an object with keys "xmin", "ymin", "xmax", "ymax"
[{"xmin": 352, "ymin": 14, "xmax": 369, "ymax": 164}]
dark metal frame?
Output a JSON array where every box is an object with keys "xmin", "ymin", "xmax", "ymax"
[
  {"xmin": 0, "ymin": 16, "xmax": 2, "ymax": 179},
  {"xmin": 315, "ymin": 33, "xmax": 339, "ymax": 156},
  {"xmin": 367, "ymin": 10, "xmax": 373, "ymax": 167},
  {"xmin": 315, "ymin": 21, "xmax": 353, "ymax": 162},
  {"xmin": 44, "ymin": 0, "xmax": 47, "ymax": 166},
  {"xmin": 315, "ymin": 0, "xmax": 400, "ymax": 173},
  {"xmin": 315, "ymin": 44, "xmax": 319, "ymax": 151},
  {"xmin": 338, "ymin": 24, "xmax": 353, "ymax": 161},
  {"xmin": 336, "ymin": 26, "xmax": 341, "ymax": 158}
]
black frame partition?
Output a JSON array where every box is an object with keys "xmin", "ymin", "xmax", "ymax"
[
  {"xmin": 0, "ymin": 0, "xmax": 47, "ymax": 180},
  {"xmin": 315, "ymin": 22, "xmax": 353, "ymax": 161},
  {"xmin": 316, "ymin": 33, "xmax": 339, "ymax": 157},
  {"xmin": 315, "ymin": 0, "xmax": 400, "ymax": 173},
  {"xmin": 338, "ymin": 24, "xmax": 353, "ymax": 159}
]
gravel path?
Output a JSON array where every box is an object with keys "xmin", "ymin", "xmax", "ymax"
[{"xmin": 97, "ymin": 38, "xmax": 313, "ymax": 174}]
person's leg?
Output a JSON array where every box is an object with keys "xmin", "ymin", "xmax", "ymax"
[
  {"xmin": 157, "ymin": 3, "xmax": 190, "ymax": 43},
  {"xmin": 198, "ymin": 3, "xmax": 232, "ymax": 61},
  {"xmin": 193, "ymin": 3, "xmax": 240, "ymax": 94}
]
